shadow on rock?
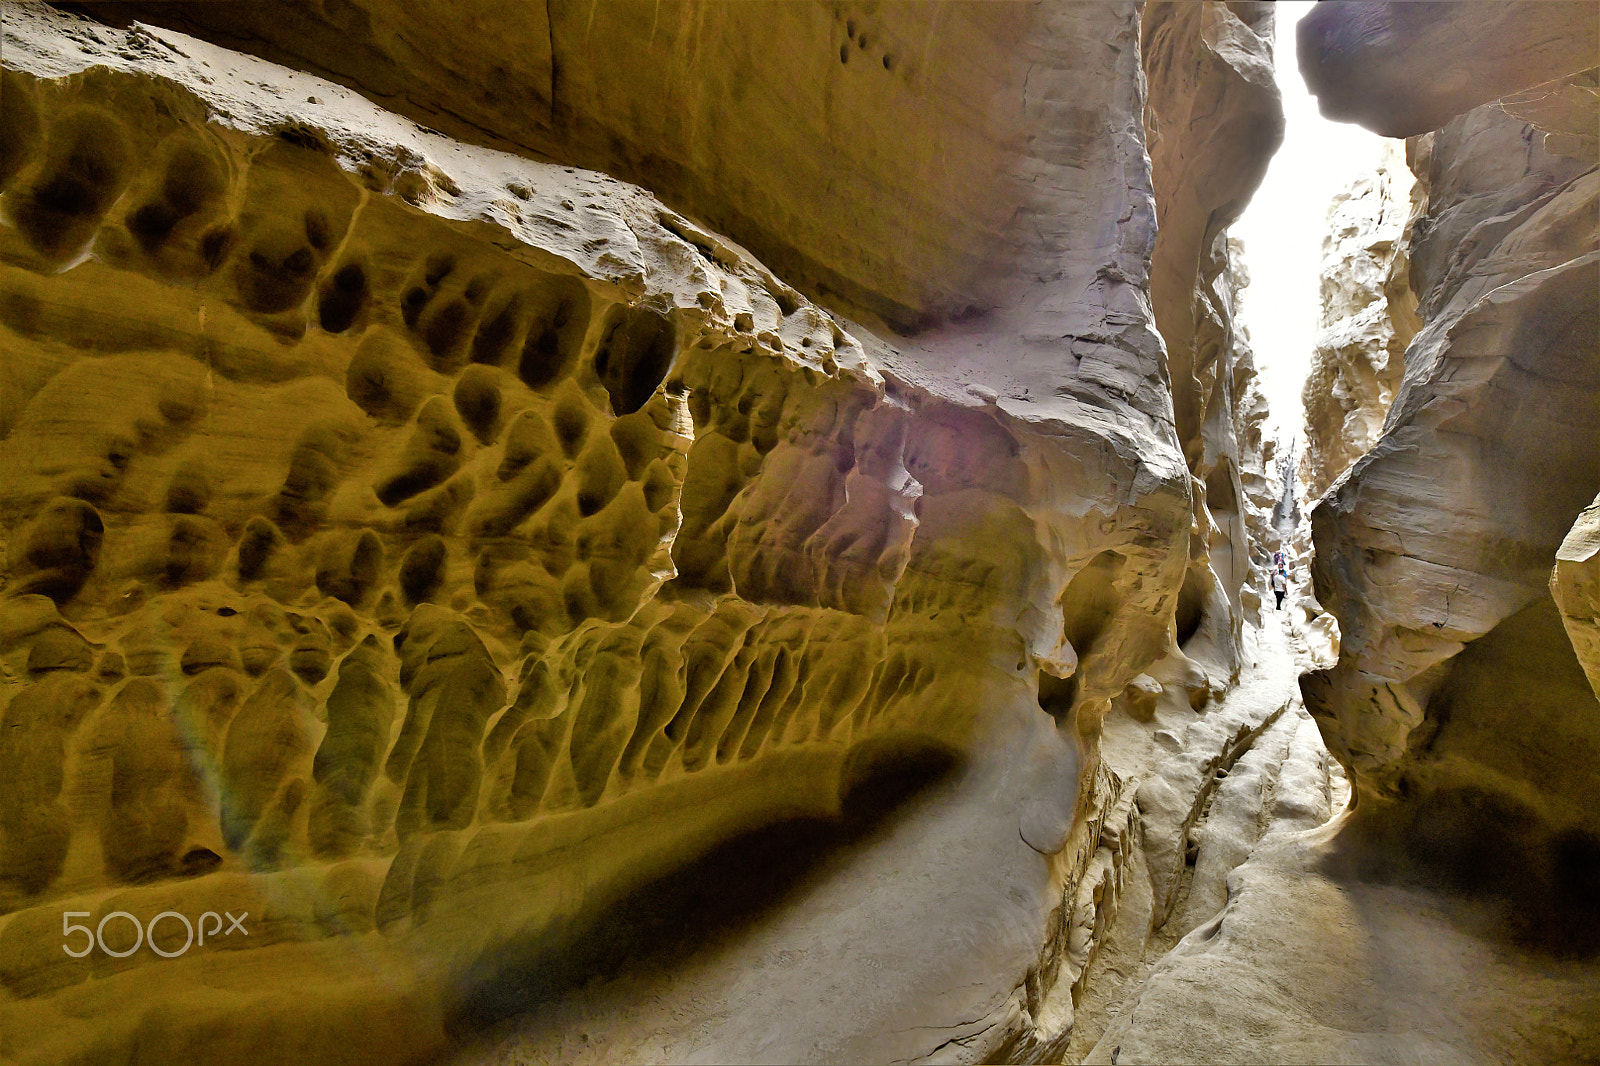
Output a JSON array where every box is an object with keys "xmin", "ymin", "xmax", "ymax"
[{"xmin": 441, "ymin": 740, "xmax": 963, "ymax": 1046}]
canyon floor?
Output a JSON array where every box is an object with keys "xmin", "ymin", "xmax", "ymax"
[
  {"xmin": 1081, "ymin": 618, "xmax": 1600, "ymax": 1066},
  {"xmin": 1082, "ymin": 832, "xmax": 1600, "ymax": 1066},
  {"xmin": 446, "ymin": 612, "xmax": 1600, "ymax": 1066}
]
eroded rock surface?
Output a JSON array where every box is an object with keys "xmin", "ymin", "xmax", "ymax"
[
  {"xmin": 1059, "ymin": 7, "xmax": 1600, "ymax": 1061},
  {"xmin": 0, "ymin": 5, "xmax": 1288, "ymax": 1063},
  {"xmin": 1083, "ymin": 807, "xmax": 1600, "ymax": 1066},
  {"xmin": 61, "ymin": 0, "xmax": 1159, "ymax": 336},
  {"xmin": 1055, "ymin": 613, "xmax": 1343, "ymax": 1062},
  {"xmin": 1299, "ymin": 145, "xmax": 1419, "ymax": 501},
  {"xmin": 1141, "ymin": 1, "xmax": 1284, "ymax": 685},
  {"xmin": 1299, "ymin": 7, "xmax": 1600, "ymax": 945}
]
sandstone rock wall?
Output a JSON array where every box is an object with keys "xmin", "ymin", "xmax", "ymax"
[
  {"xmin": 1141, "ymin": 0, "xmax": 1284, "ymax": 683},
  {"xmin": 1553, "ymin": 493, "xmax": 1600, "ymax": 704},
  {"xmin": 1299, "ymin": 4, "xmax": 1600, "ymax": 940},
  {"xmin": 1297, "ymin": 0, "xmax": 1599, "ymax": 138},
  {"xmin": 1299, "ymin": 145, "xmax": 1419, "ymax": 501},
  {"xmin": 1228, "ymin": 240, "xmax": 1284, "ymax": 618},
  {"xmin": 0, "ymin": 4, "xmax": 1287, "ymax": 1062},
  {"xmin": 59, "ymin": 0, "xmax": 1145, "ymax": 339}
]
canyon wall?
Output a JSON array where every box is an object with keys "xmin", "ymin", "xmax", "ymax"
[
  {"xmin": 1297, "ymin": 0, "xmax": 1599, "ymax": 138},
  {"xmin": 1298, "ymin": 3, "xmax": 1600, "ymax": 943},
  {"xmin": 50, "ymin": 0, "xmax": 1153, "ymax": 337},
  {"xmin": 1298, "ymin": 145, "xmax": 1419, "ymax": 501},
  {"xmin": 1142, "ymin": 1, "xmax": 1283, "ymax": 681},
  {"xmin": 0, "ymin": 4, "xmax": 1283, "ymax": 1062}
]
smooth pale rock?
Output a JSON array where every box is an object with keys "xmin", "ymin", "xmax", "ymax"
[
  {"xmin": 1142, "ymin": 1, "xmax": 1284, "ymax": 686},
  {"xmin": 1073, "ymin": 621, "xmax": 1599, "ymax": 1066},
  {"xmin": 1018, "ymin": 730, "xmax": 1084, "ymax": 856},
  {"xmin": 1057, "ymin": 612, "xmax": 1342, "ymax": 1062},
  {"xmin": 1553, "ymin": 493, "xmax": 1600, "ymax": 702},
  {"xmin": 1172, "ymin": 708, "xmax": 1297, "ymax": 936},
  {"xmin": 1085, "ymin": 813, "xmax": 1600, "ymax": 1066},
  {"xmin": 1069, "ymin": 8, "xmax": 1600, "ymax": 1040}
]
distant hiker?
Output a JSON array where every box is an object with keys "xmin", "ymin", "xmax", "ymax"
[
  {"xmin": 1271, "ymin": 568, "xmax": 1288, "ymax": 611},
  {"xmin": 1272, "ymin": 549, "xmax": 1285, "ymax": 567}
]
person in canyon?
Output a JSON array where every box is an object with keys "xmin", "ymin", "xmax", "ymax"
[{"xmin": 1271, "ymin": 567, "xmax": 1289, "ymax": 611}]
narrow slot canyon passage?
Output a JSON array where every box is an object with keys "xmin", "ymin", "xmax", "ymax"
[
  {"xmin": 444, "ymin": 612, "xmax": 1348, "ymax": 1064},
  {"xmin": 0, "ymin": 3, "xmax": 1595, "ymax": 1064},
  {"xmin": 1072, "ymin": 621, "xmax": 1600, "ymax": 1065}
]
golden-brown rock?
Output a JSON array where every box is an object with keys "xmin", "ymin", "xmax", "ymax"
[
  {"xmin": 66, "ymin": 0, "xmax": 1155, "ymax": 335},
  {"xmin": 1553, "ymin": 494, "xmax": 1600, "ymax": 703},
  {"xmin": 0, "ymin": 6, "xmax": 1278, "ymax": 1062}
]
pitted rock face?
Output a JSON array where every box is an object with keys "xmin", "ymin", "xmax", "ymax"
[
  {"xmin": 61, "ymin": 0, "xmax": 1142, "ymax": 335},
  {"xmin": 0, "ymin": 7, "xmax": 1275, "ymax": 1063}
]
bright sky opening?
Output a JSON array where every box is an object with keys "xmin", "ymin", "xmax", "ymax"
[{"xmin": 1233, "ymin": 1, "xmax": 1402, "ymax": 445}]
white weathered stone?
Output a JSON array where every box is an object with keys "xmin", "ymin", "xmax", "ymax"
[{"xmin": 1299, "ymin": 144, "xmax": 1419, "ymax": 501}]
